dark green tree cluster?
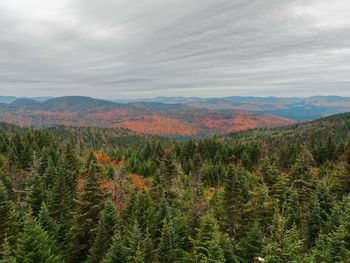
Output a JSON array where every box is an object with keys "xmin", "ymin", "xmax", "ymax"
[{"xmin": 0, "ymin": 121, "xmax": 350, "ymax": 263}]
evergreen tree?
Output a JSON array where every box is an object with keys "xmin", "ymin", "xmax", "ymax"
[
  {"xmin": 288, "ymin": 150, "xmax": 314, "ymax": 204},
  {"xmin": 0, "ymin": 181, "xmax": 12, "ymax": 241},
  {"xmin": 15, "ymin": 213, "xmax": 62, "ymax": 263},
  {"xmin": 0, "ymin": 234, "xmax": 15, "ymax": 263},
  {"xmin": 189, "ymin": 214, "xmax": 228, "ymax": 263},
  {"xmin": 306, "ymin": 192, "xmax": 322, "ymax": 248},
  {"xmin": 223, "ymin": 165, "xmax": 248, "ymax": 239},
  {"xmin": 308, "ymin": 230, "xmax": 349, "ymax": 263},
  {"xmin": 306, "ymin": 183, "xmax": 332, "ymax": 249},
  {"xmin": 262, "ymin": 213, "xmax": 304, "ymax": 263},
  {"xmin": 19, "ymin": 143, "xmax": 32, "ymax": 170},
  {"xmin": 28, "ymin": 176, "xmax": 45, "ymax": 216},
  {"xmin": 47, "ymin": 159, "xmax": 74, "ymax": 236},
  {"xmin": 285, "ymin": 190, "xmax": 301, "ymax": 228},
  {"xmin": 155, "ymin": 197, "xmax": 171, "ymax": 240},
  {"xmin": 125, "ymin": 222, "xmax": 146, "ymax": 263},
  {"xmin": 157, "ymin": 219, "xmax": 175, "ymax": 263},
  {"xmin": 87, "ymin": 200, "xmax": 117, "ymax": 263},
  {"xmin": 160, "ymin": 150, "xmax": 178, "ymax": 201},
  {"xmin": 63, "ymin": 141, "xmax": 81, "ymax": 172},
  {"xmin": 37, "ymin": 202, "xmax": 60, "ymax": 250},
  {"xmin": 132, "ymin": 188, "xmax": 155, "ymax": 233},
  {"xmin": 101, "ymin": 230, "xmax": 126, "ymax": 263},
  {"xmin": 206, "ymin": 229, "xmax": 226, "ymax": 263},
  {"xmin": 236, "ymin": 222, "xmax": 263, "ymax": 263},
  {"xmin": 67, "ymin": 152, "xmax": 106, "ymax": 263},
  {"xmin": 43, "ymin": 158, "xmax": 58, "ymax": 190}
]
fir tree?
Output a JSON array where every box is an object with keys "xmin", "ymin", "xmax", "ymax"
[
  {"xmin": 37, "ymin": 202, "xmax": 60, "ymax": 250},
  {"xmin": 0, "ymin": 234, "xmax": 15, "ymax": 263},
  {"xmin": 28, "ymin": 176, "xmax": 45, "ymax": 217},
  {"xmin": 285, "ymin": 190, "xmax": 301, "ymax": 228},
  {"xmin": 19, "ymin": 143, "xmax": 32, "ymax": 170},
  {"xmin": 125, "ymin": 222, "xmax": 146, "ymax": 263},
  {"xmin": 101, "ymin": 230, "xmax": 126, "ymax": 263},
  {"xmin": 67, "ymin": 152, "xmax": 106, "ymax": 263},
  {"xmin": 190, "ymin": 214, "xmax": 228, "ymax": 263},
  {"xmin": 157, "ymin": 219, "xmax": 175, "ymax": 263},
  {"xmin": 262, "ymin": 213, "xmax": 304, "ymax": 263},
  {"xmin": 288, "ymin": 150, "xmax": 314, "ymax": 204},
  {"xmin": 236, "ymin": 222, "xmax": 263, "ymax": 263},
  {"xmin": 223, "ymin": 165, "xmax": 249, "ymax": 239},
  {"xmin": 15, "ymin": 213, "xmax": 62, "ymax": 263},
  {"xmin": 0, "ymin": 181, "xmax": 12, "ymax": 241},
  {"xmin": 87, "ymin": 200, "xmax": 117, "ymax": 263},
  {"xmin": 43, "ymin": 157, "xmax": 58, "ymax": 190}
]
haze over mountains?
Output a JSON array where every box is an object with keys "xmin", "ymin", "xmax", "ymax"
[
  {"xmin": 115, "ymin": 95, "xmax": 350, "ymax": 121},
  {"xmin": 0, "ymin": 95, "xmax": 349, "ymax": 138}
]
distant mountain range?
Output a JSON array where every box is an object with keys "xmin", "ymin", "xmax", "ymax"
[
  {"xmin": 0, "ymin": 96, "xmax": 53, "ymax": 104},
  {"xmin": 0, "ymin": 96, "xmax": 294, "ymax": 138},
  {"xmin": 114, "ymin": 95, "xmax": 350, "ymax": 121},
  {"xmin": 1, "ymin": 95, "xmax": 349, "ymax": 137}
]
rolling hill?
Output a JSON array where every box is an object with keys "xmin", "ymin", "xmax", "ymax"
[
  {"xmin": 223, "ymin": 112, "xmax": 350, "ymax": 155},
  {"xmin": 116, "ymin": 95, "xmax": 350, "ymax": 121},
  {"xmin": 0, "ymin": 96, "xmax": 294, "ymax": 138}
]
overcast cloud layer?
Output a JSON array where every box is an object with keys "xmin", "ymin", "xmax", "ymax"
[{"xmin": 0, "ymin": 0, "xmax": 350, "ymax": 99}]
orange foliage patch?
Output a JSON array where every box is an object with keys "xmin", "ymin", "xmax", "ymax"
[
  {"xmin": 195, "ymin": 114, "xmax": 294, "ymax": 134},
  {"xmin": 32, "ymin": 111, "xmax": 76, "ymax": 117},
  {"xmin": 86, "ymin": 109, "xmax": 131, "ymax": 120},
  {"xmin": 113, "ymin": 115, "xmax": 198, "ymax": 136}
]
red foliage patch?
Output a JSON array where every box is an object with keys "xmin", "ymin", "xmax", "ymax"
[{"xmin": 113, "ymin": 115, "xmax": 198, "ymax": 136}]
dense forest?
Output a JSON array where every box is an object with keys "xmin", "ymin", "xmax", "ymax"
[{"xmin": 0, "ymin": 113, "xmax": 350, "ymax": 262}]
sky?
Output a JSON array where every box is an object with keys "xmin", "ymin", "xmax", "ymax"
[{"xmin": 0, "ymin": 0, "xmax": 350, "ymax": 99}]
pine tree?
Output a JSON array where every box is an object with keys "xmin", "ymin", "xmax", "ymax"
[
  {"xmin": 340, "ymin": 194, "xmax": 350, "ymax": 250},
  {"xmin": 306, "ymin": 183, "xmax": 332, "ymax": 249},
  {"xmin": 43, "ymin": 157, "xmax": 58, "ymax": 190},
  {"xmin": 285, "ymin": 190, "xmax": 301, "ymax": 228},
  {"xmin": 125, "ymin": 222, "xmax": 146, "ymax": 263},
  {"xmin": 155, "ymin": 197, "xmax": 171, "ymax": 240},
  {"xmin": 133, "ymin": 188, "xmax": 155, "ymax": 233},
  {"xmin": 15, "ymin": 213, "xmax": 62, "ymax": 263},
  {"xmin": 160, "ymin": 150, "xmax": 178, "ymax": 201},
  {"xmin": 28, "ymin": 176, "xmax": 45, "ymax": 217},
  {"xmin": 190, "ymin": 214, "xmax": 228, "ymax": 263},
  {"xmin": 236, "ymin": 222, "xmax": 263, "ymax": 263},
  {"xmin": 101, "ymin": 230, "xmax": 126, "ymax": 263},
  {"xmin": 38, "ymin": 147, "xmax": 51, "ymax": 176},
  {"xmin": 171, "ymin": 212, "xmax": 191, "ymax": 260},
  {"xmin": 37, "ymin": 202, "xmax": 60, "ymax": 250},
  {"xmin": 0, "ymin": 181, "xmax": 12, "ymax": 241},
  {"xmin": 223, "ymin": 165, "xmax": 249, "ymax": 239},
  {"xmin": 47, "ymin": 159, "xmax": 74, "ymax": 235},
  {"xmin": 288, "ymin": 150, "xmax": 314, "ymax": 204},
  {"xmin": 0, "ymin": 170, "xmax": 15, "ymax": 201},
  {"xmin": 143, "ymin": 229, "xmax": 155, "ymax": 263},
  {"xmin": 262, "ymin": 213, "xmax": 304, "ymax": 263},
  {"xmin": 63, "ymin": 141, "xmax": 81, "ymax": 172},
  {"xmin": 206, "ymin": 229, "xmax": 226, "ymax": 263},
  {"xmin": 306, "ymin": 192, "xmax": 322, "ymax": 248},
  {"xmin": 87, "ymin": 200, "xmax": 117, "ymax": 263},
  {"xmin": 308, "ymin": 230, "xmax": 349, "ymax": 263},
  {"xmin": 157, "ymin": 219, "xmax": 175, "ymax": 263},
  {"xmin": 0, "ymin": 234, "xmax": 16, "ymax": 263},
  {"xmin": 67, "ymin": 152, "xmax": 106, "ymax": 263},
  {"xmin": 3, "ymin": 203, "xmax": 22, "ymax": 250},
  {"xmin": 19, "ymin": 143, "xmax": 32, "ymax": 170}
]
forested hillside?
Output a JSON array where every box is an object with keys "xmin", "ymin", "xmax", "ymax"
[
  {"xmin": 0, "ymin": 96, "xmax": 294, "ymax": 138},
  {"xmin": 0, "ymin": 114, "xmax": 350, "ymax": 262}
]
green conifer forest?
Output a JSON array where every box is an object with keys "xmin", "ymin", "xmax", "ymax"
[{"xmin": 0, "ymin": 113, "xmax": 350, "ymax": 262}]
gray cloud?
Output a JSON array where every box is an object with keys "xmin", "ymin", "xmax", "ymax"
[{"xmin": 0, "ymin": 0, "xmax": 350, "ymax": 98}]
